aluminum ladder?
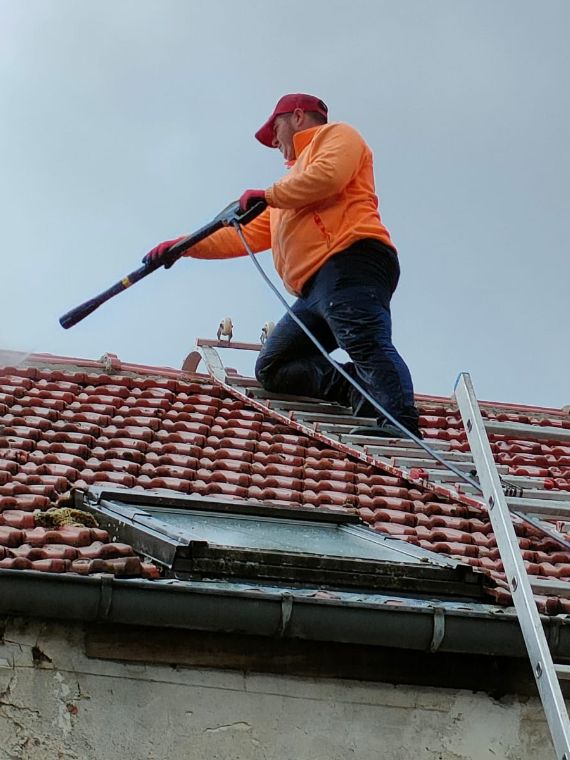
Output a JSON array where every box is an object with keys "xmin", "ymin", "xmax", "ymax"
[
  {"xmin": 198, "ymin": 341, "xmax": 570, "ymax": 756},
  {"xmin": 454, "ymin": 372, "xmax": 570, "ymax": 760}
]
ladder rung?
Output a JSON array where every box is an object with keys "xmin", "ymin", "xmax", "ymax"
[
  {"xmin": 268, "ymin": 399, "xmax": 347, "ymax": 413},
  {"xmin": 358, "ymin": 446, "xmax": 474, "ymax": 462},
  {"xmin": 498, "ymin": 474, "xmax": 562, "ymax": 489},
  {"xmin": 398, "ymin": 470, "xmax": 461, "ymax": 484},
  {"xmin": 293, "ymin": 411, "xmax": 373, "ymax": 425},
  {"xmin": 485, "ymin": 419, "xmax": 570, "ymax": 443},
  {"xmin": 368, "ymin": 438, "xmax": 453, "ymax": 452},
  {"xmin": 554, "ymin": 665, "xmax": 570, "ymax": 680},
  {"xmin": 421, "ymin": 468, "xmax": 504, "ymax": 484},
  {"xmin": 317, "ymin": 423, "xmax": 371, "ymax": 434},
  {"xmin": 530, "ymin": 577, "xmax": 570, "ymax": 598},
  {"xmin": 226, "ymin": 376, "xmax": 262, "ymax": 388},
  {"xmin": 518, "ymin": 489, "xmax": 570, "ymax": 502},
  {"xmin": 246, "ymin": 388, "xmax": 337, "ymax": 404},
  {"xmin": 340, "ymin": 432, "xmax": 408, "ymax": 446},
  {"xmin": 429, "ymin": 474, "xmax": 567, "ymax": 496},
  {"xmin": 508, "ymin": 497, "xmax": 570, "ymax": 520},
  {"xmin": 392, "ymin": 457, "xmax": 510, "ymax": 475},
  {"xmin": 340, "ymin": 435, "xmax": 452, "ymax": 449},
  {"xmin": 392, "ymin": 457, "xmax": 473, "ymax": 473},
  {"xmin": 425, "ymin": 476, "xmax": 566, "ymax": 499}
]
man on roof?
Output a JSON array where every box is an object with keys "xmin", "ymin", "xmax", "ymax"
[{"xmin": 145, "ymin": 93, "xmax": 421, "ymax": 439}]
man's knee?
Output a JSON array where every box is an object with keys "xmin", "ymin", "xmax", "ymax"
[{"xmin": 255, "ymin": 352, "xmax": 279, "ymax": 392}]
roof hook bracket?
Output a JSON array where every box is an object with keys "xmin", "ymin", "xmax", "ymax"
[
  {"xmin": 97, "ymin": 575, "xmax": 114, "ymax": 620},
  {"xmin": 429, "ymin": 606, "xmax": 446, "ymax": 653},
  {"xmin": 277, "ymin": 593, "xmax": 294, "ymax": 637}
]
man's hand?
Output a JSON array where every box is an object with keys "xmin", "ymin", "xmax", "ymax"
[
  {"xmin": 142, "ymin": 237, "xmax": 185, "ymax": 267},
  {"xmin": 239, "ymin": 189, "xmax": 266, "ymax": 212}
]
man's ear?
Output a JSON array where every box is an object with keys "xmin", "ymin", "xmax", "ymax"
[{"xmin": 292, "ymin": 108, "xmax": 305, "ymax": 127}]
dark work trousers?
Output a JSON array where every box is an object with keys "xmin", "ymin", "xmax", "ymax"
[{"xmin": 255, "ymin": 239, "xmax": 418, "ymax": 427}]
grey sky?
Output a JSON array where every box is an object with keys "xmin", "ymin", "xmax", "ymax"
[{"xmin": 2, "ymin": 0, "xmax": 569, "ymax": 408}]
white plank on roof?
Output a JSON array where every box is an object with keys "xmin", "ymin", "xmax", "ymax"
[
  {"xmin": 269, "ymin": 399, "xmax": 352, "ymax": 413},
  {"xmin": 391, "ymin": 457, "xmax": 510, "ymax": 475},
  {"xmin": 354, "ymin": 445, "xmax": 474, "ymax": 462},
  {"xmin": 318, "ymin": 420, "xmax": 377, "ymax": 434},
  {"xmin": 292, "ymin": 411, "xmax": 372, "ymax": 425},
  {"xmin": 246, "ymin": 387, "xmax": 339, "ymax": 403},
  {"xmin": 430, "ymin": 471, "xmax": 556, "ymax": 490},
  {"xmin": 515, "ymin": 489, "xmax": 570, "ymax": 502},
  {"xmin": 485, "ymin": 420, "xmax": 570, "ymax": 442},
  {"xmin": 508, "ymin": 498, "xmax": 570, "ymax": 520},
  {"xmin": 530, "ymin": 577, "xmax": 570, "ymax": 598},
  {"xmin": 352, "ymin": 437, "xmax": 452, "ymax": 452},
  {"xmin": 226, "ymin": 376, "xmax": 262, "ymax": 388}
]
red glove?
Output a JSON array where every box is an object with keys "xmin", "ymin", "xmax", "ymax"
[
  {"xmin": 239, "ymin": 189, "xmax": 266, "ymax": 212},
  {"xmin": 143, "ymin": 236, "xmax": 185, "ymax": 266}
]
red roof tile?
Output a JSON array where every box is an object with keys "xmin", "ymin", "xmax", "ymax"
[{"xmin": 2, "ymin": 351, "xmax": 570, "ymax": 612}]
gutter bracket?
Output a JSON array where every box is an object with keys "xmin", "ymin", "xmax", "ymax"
[
  {"xmin": 277, "ymin": 593, "xmax": 294, "ymax": 637},
  {"xmin": 97, "ymin": 575, "xmax": 114, "ymax": 620},
  {"xmin": 429, "ymin": 607, "xmax": 445, "ymax": 652},
  {"xmin": 548, "ymin": 616, "xmax": 562, "ymax": 658}
]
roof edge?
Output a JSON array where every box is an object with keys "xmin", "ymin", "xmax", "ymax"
[{"xmin": 0, "ymin": 569, "xmax": 557, "ymax": 660}]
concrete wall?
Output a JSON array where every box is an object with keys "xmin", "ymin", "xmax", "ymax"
[{"xmin": 0, "ymin": 617, "xmax": 553, "ymax": 760}]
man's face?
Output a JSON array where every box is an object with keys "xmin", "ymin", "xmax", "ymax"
[{"xmin": 271, "ymin": 113, "xmax": 298, "ymax": 161}]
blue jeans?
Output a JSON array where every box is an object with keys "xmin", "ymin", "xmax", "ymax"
[{"xmin": 255, "ymin": 239, "xmax": 418, "ymax": 426}]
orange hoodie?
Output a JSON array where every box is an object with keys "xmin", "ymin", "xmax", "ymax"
[{"xmin": 187, "ymin": 122, "xmax": 396, "ymax": 295}]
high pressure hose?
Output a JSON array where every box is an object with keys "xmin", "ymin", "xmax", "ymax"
[{"xmin": 232, "ymin": 221, "xmax": 484, "ymax": 494}]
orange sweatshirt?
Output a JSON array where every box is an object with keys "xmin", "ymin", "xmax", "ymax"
[{"xmin": 187, "ymin": 122, "xmax": 396, "ymax": 295}]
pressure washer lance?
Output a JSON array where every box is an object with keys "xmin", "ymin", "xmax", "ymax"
[{"xmin": 57, "ymin": 197, "xmax": 489, "ymax": 502}]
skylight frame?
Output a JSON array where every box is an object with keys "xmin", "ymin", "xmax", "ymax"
[{"xmin": 79, "ymin": 486, "xmax": 485, "ymax": 599}]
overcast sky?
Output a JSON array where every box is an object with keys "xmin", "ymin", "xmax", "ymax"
[{"xmin": 2, "ymin": 1, "xmax": 569, "ymax": 409}]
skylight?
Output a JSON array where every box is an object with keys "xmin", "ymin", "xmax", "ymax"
[{"xmin": 80, "ymin": 486, "xmax": 486, "ymax": 599}]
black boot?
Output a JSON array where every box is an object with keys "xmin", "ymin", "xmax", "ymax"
[
  {"xmin": 338, "ymin": 365, "xmax": 378, "ymax": 418},
  {"xmin": 399, "ymin": 406, "xmax": 423, "ymax": 439},
  {"xmin": 349, "ymin": 407, "xmax": 422, "ymax": 440}
]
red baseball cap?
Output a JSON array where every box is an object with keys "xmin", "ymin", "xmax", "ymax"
[{"xmin": 255, "ymin": 93, "xmax": 328, "ymax": 147}]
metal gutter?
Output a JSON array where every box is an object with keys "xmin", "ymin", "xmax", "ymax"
[{"xmin": 2, "ymin": 569, "xmax": 570, "ymax": 660}]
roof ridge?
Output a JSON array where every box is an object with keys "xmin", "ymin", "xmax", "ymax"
[
  {"xmin": 0, "ymin": 351, "xmax": 210, "ymax": 382},
  {"xmin": 2, "ymin": 349, "xmax": 566, "ymax": 417}
]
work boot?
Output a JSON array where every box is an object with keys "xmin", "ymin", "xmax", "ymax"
[
  {"xmin": 349, "ymin": 420, "xmax": 406, "ymax": 438},
  {"xmin": 399, "ymin": 405, "xmax": 423, "ymax": 439},
  {"xmin": 338, "ymin": 367, "xmax": 377, "ymax": 418},
  {"xmin": 349, "ymin": 407, "xmax": 423, "ymax": 440}
]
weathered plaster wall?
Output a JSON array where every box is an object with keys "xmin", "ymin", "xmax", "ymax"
[{"xmin": 0, "ymin": 618, "xmax": 553, "ymax": 760}]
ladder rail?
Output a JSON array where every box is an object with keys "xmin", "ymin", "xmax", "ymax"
[{"xmin": 455, "ymin": 373, "xmax": 570, "ymax": 760}]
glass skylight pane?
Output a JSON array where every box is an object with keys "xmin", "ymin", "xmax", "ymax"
[{"xmin": 143, "ymin": 507, "xmax": 414, "ymax": 563}]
